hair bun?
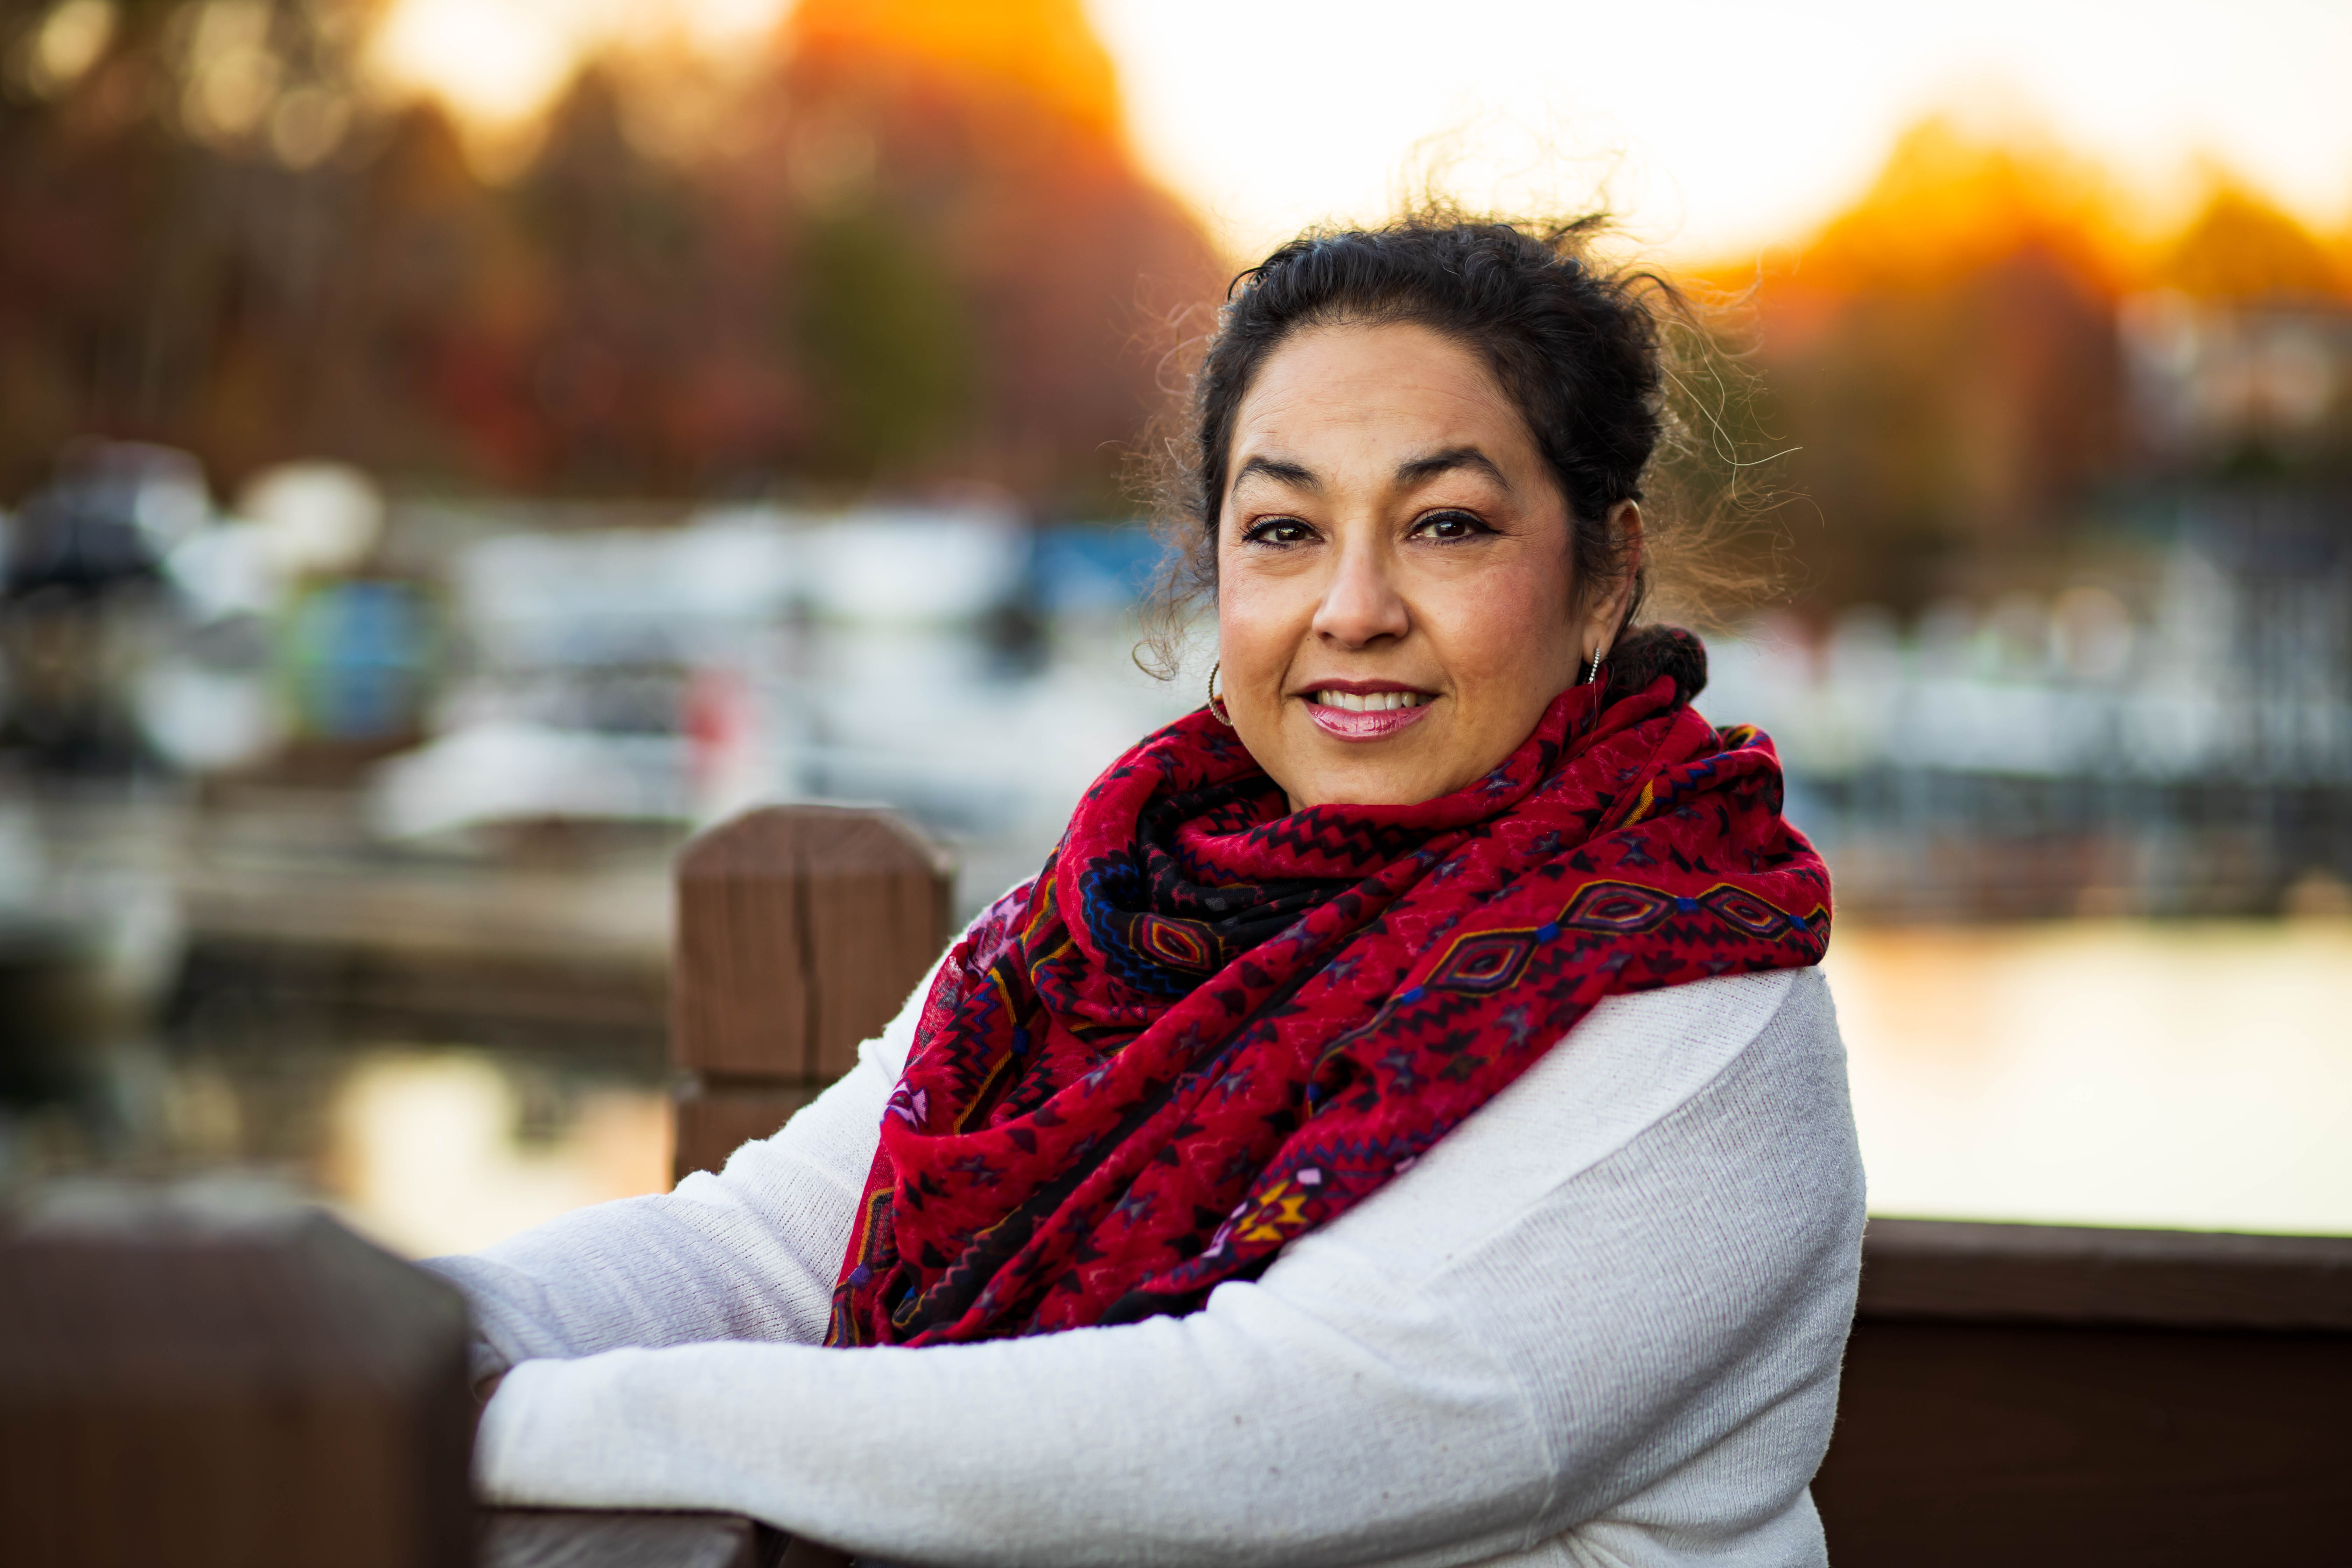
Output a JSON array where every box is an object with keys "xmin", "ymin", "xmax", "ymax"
[{"xmin": 1605, "ymin": 624, "xmax": 1708, "ymax": 707}]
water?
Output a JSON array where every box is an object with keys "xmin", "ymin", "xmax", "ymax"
[
  {"xmin": 320, "ymin": 1048, "xmax": 670, "ymax": 1257},
  {"xmin": 1831, "ymin": 918, "xmax": 2352, "ymax": 1236},
  {"xmin": 204, "ymin": 917, "xmax": 2341, "ymax": 1259},
  {"xmin": 13, "ymin": 903, "xmax": 2347, "ymax": 1258}
]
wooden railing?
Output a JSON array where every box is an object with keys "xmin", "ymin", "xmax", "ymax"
[
  {"xmin": 1819, "ymin": 1217, "xmax": 2352, "ymax": 1565},
  {"xmin": 1, "ymin": 1192, "xmax": 483, "ymax": 1568},
  {"xmin": 6, "ymin": 801, "xmax": 2347, "ymax": 1566}
]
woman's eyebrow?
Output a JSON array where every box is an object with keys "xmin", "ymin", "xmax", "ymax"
[
  {"xmin": 1233, "ymin": 455, "xmax": 1320, "ymax": 492},
  {"xmin": 1395, "ymin": 446, "xmax": 1512, "ymax": 491}
]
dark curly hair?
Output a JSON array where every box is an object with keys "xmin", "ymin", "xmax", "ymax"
[{"xmin": 1149, "ymin": 211, "xmax": 1727, "ymax": 705}]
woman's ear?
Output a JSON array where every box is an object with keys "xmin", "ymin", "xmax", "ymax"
[{"xmin": 1587, "ymin": 500, "xmax": 1644, "ymax": 656}]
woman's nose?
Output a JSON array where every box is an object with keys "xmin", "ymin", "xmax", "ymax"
[{"xmin": 1311, "ymin": 538, "xmax": 1410, "ymax": 649}]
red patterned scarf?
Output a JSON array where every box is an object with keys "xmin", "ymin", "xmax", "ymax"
[{"xmin": 828, "ymin": 672, "xmax": 1831, "ymax": 1346}]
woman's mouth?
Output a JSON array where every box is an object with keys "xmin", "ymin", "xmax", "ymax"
[{"xmin": 1303, "ymin": 688, "xmax": 1435, "ymax": 741}]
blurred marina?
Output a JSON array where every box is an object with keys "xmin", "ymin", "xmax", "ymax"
[
  {"xmin": 5, "ymin": 457, "xmax": 2351, "ymax": 1251},
  {"xmin": 3, "ymin": 0, "xmax": 2349, "ymax": 1252}
]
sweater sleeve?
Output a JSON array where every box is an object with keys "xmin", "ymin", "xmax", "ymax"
[
  {"xmin": 418, "ymin": 956, "xmax": 940, "ymax": 1381},
  {"xmin": 471, "ymin": 969, "xmax": 1865, "ymax": 1568}
]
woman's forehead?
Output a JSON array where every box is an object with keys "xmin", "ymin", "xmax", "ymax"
[
  {"xmin": 1229, "ymin": 322, "xmax": 1537, "ymax": 481},
  {"xmin": 1232, "ymin": 327, "xmax": 1543, "ymax": 503}
]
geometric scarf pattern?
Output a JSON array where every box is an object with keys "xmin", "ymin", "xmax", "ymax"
[{"xmin": 827, "ymin": 673, "xmax": 1832, "ymax": 1346}]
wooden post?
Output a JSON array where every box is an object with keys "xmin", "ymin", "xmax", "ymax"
[
  {"xmin": 671, "ymin": 804, "xmax": 953, "ymax": 1184},
  {"xmin": 0, "ymin": 1188, "xmax": 474, "ymax": 1568}
]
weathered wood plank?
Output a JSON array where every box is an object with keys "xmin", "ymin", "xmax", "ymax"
[
  {"xmin": 1857, "ymin": 1216, "xmax": 2352, "ymax": 1331},
  {"xmin": 673, "ymin": 810, "xmax": 816, "ymax": 1080},
  {"xmin": 672, "ymin": 1081, "xmax": 824, "ymax": 1185},
  {"xmin": 481, "ymin": 1508, "xmax": 769, "ymax": 1568},
  {"xmin": 1816, "ymin": 1317, "xmax": 2352, "ymax": 1566},
  {"xmin": 671, "ymin": 805, "xmax": 950, "ymax": 1182},
  {"xmin": 801, "ymin": 814, "xmax": 953, "ymax": 1083},
  {"xmin": 0, "ymin": 1191, "xmax": 472, "ymax": 1568},
  {"xmin": 1815, "ymin": 1217, "xmax": 2352, "ymax": 1566},
  {"xmin": 672, "ymin": 806, "xmax": 950, "ymax": 1082}
]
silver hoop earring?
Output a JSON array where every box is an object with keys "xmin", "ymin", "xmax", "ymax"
[
  {"xmin": 1584, "ymin": 646, "xmax": 1606, "ymax": 686},
  {"xmin": 1207, "ymin": 661, "xmax": 1233, "ymax": 725}
]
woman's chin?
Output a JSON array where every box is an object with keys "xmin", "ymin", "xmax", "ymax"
[{"xmin": 1279, "ymin": 737, "xmax": 1456, "ymax": 811}]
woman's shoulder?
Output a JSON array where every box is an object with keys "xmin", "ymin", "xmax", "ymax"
[
  {"xmin": 1302, "ymin": 967, "xmax": 1852, "ymax": 1280},
  {"xmin": 1567, "ymin": 966, "xmax": 1838, "ymax": 1118},
  {"xmin": 1465, "ymin": 967, "xmax": 1840, "ymax": 1174}
]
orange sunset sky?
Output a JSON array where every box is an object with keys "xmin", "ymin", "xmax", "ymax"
[{"xmin": 356, "ymin": 0, "xmax": 2352, "ymax": 266}]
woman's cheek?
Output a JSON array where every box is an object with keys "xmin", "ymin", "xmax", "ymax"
[
  {"xmin": 1219, "ymin": 575, "xmax": 1302, "ymax": 702},
  {"xmin": 1464, "ymin": 574, "xmax": 1578, "ymax": 696},
  {"xmin": 1427, "ymin": 585, "xmax": 1525, "ymax": 690}
]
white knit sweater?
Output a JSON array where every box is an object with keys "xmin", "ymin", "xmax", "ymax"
[{"xmin": 427, "ymin": 963, "xmax": 1863, "ymax": 1568}]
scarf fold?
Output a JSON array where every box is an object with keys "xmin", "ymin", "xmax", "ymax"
[{"xmin": 828, "ymin": 672, "xmax": 1831, "ymax": 1347}]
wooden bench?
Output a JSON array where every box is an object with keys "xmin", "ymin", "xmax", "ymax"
[{"xmin": 7, "ymin": 802, "xmax": 2345, "ymax": 1566}]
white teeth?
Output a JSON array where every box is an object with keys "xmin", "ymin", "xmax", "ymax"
[{"xmin": 1314, "ymin": 690, "xmax": 1429, "ymax": 711}]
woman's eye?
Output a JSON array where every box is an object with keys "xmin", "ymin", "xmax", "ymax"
[
  {"xmin": 1413, "ymin": 510, "xmax": 1490, "ymax": 540},
  {"xmin": 1244, "ymin": 518, "xmax": 1315, "ymax": 546}
]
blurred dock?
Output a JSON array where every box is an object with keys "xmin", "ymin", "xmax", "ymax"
[
  {"xmin": 1800, "ymin": 771, "xmax": 2352, "ymax": 920},
  {"xmin": 18, "ymin": 788, "xmax": 675, "ymax": 1066},
  {"xmin": 171, "ymin": 791, "xmax": 674, "ymax": 1062}
]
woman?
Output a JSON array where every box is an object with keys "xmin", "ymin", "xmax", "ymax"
[{"xmin": 431, "ymin": 216, "xmax": 1861, "ymax": 1567}]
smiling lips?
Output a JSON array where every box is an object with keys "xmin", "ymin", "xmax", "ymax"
[{"xmin": 1303, "ymin": 686, "xmax": 1436, "ymax": 741}]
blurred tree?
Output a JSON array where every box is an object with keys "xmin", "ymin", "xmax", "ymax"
[
  {"xmin": 0, "ymin": 0, "xmax": 1224, "ymax": 510},
  {"xmin": 1742, "ymin": 118, "xmax": 2130, "ymax": 612},
  {"xmin": 2156, "ymin": 184, "xmax": 2344, "ymax": 303},
  {"xmin": 511, "ymin": 68, "xmax": 720, "ymax": 491},
  {"xmin": 797, "ymin": 200, "xmax": 975, "ymax": 479},
  {"xmin": 747, "ymin": 0, "xmax": 1223, "ymax": 509},
  {"xmin": 1733, "ymin": 122, "xmax": 2352, "ymax": 615},
  {"xmin": 2131, "ymin": 184, "xmax": 2352, "ymax": 483}
]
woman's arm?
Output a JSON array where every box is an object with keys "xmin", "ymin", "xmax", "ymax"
[
  {"xmin": 419, "ymin": 957, "xmax": 940, "ymax": 1382},
  {"xmin": 471, "ymin": 969, "xmax": 1864, "ymax": 1568}
]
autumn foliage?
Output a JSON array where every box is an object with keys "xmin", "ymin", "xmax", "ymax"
[
  {"xmin": 1720, "ymin": 117, "xmax": 2352, "ymax": 610},
  {"xmin": 0, "ymin": 0, "xmax": 1224, "ymax": 511},
  {"xmin": 1, "ymin": 2, "xmax": 2345, "ymax": 605}
]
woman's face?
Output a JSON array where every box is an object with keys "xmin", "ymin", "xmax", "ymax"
[{"xmin": 1215, "ymin": 320, "xmax": 1636, "ymax": 811}]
